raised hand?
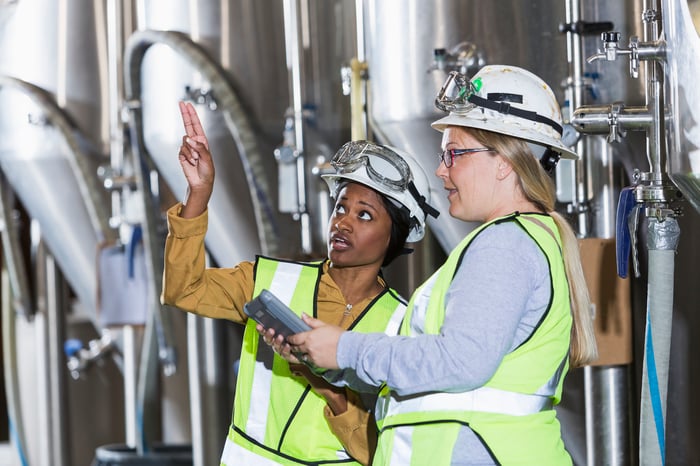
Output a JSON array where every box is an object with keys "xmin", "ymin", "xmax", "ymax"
[{"xmin": 178, "ymin": 101, "xmax": 215, "ymax": 218}]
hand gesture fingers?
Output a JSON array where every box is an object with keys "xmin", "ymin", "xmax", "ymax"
[
  {"xmin": 177, "ymin": 102, "xmax": 215, "ymax": 191},
  {"xmin": 179, "ymin": 101, "xmax": 209, "ymax": 149}
]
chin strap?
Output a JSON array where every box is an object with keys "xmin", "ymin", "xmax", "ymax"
[{"xmin": 408, "ymin": 181, "xmax": 440, "ymax": 219}]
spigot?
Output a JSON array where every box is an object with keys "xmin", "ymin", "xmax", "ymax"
[
  {"xmin": 587, "ymin": 31, "xmax": 632, "ymax": 64},
  {"xmin": 183, "ymin": 86, "xmax": 219, "ymax": 111},
  {"xmin": 587, "ymin": 31, "xmax": 665, "ymax": 79},
  {"xmin": 64, "ymin": 332, "xmax": 116, "ymax": 380},
  {"xmin": 428, "ymin": 42, "xmax": 484, "ymax": 75},
  {"xmin": 97, "ymin": 165, "xmax": 137, "ymax": 191}
]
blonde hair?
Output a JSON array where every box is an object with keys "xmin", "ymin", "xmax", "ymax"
[{"xmin": 469, "ymin": 128, "xmax": 598, "ymax": 367}]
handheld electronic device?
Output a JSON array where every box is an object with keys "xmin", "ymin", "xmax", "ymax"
[
  {"xmin": 244, "ymin": 289, "xmax": 326, "ymax": 375},
  {"xmin": 244, "ymin": 289, "xmax": 311, "ymax": 340}
]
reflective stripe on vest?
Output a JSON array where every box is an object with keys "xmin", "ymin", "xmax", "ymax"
[
  {"xmin": 375, "ymin": 213, "xmax": 573, "ymax": 465},
  {"xmin": 222, "ymin": 256, "xmax": 407, "ymax": 465},
  {"xmin": 377, "ymin": 386, "xmax": 553, "ymax": 429}
]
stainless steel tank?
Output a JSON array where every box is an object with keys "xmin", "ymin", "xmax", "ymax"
[
  {"xmin": 130, "ymin": 2, "xmax": 358, "ymax": 463},
  {"xmin": 363, "ymin": 0, "xmax": 648, "ymax": 250},
  {"xmin": 363, "ymin": 0, "xmax": 576, "ymax": 250},
  {"xmin": 0, "ymin": 0, "xmax": 112, "ymax": 317},
  {"xmin": 134, "ymin": 0, "xmax": 357, "ymax": 264},
  {"xmin": 664, "ymin": 0, "xmax": 700, "ymax": 213}
]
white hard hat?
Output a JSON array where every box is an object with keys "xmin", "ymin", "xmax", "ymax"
[
  {"xmin": 432, "ymin": 65, "xmax": 578, "ymax": 160},
  {"xmin": 322, "ymin": 141, "xmax": 439, "ymax": 243}
]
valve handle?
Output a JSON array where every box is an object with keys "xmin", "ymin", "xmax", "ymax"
[
  {"xmin": 63, "ymin": 338, "xmax": 83, "ymax": 358},
  {"xmin": 616, "ymin": 187, "xmax": 638, "ymax": 278}
]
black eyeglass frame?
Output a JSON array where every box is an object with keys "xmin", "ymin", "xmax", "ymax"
[{"xmin": 438, "ymin": 147, "xmax": 493, "ymax": 168}]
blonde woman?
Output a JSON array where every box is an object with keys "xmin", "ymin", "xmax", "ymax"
[{"xmin": 267, "ymin": 65, "xmax": 598, "ymax": 465}]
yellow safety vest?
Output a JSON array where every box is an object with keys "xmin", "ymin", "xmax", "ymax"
[
  {"xmin": 221, "ymin": 256, "xmax": 406, "ymax": 465},
  {"xmin": 374, "ymin": 213, "xmax": 573, "ymax": 466}
]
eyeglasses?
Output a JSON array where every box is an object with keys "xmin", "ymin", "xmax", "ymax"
[
  {"xmin": 331, "ymin": 141, "xmax": 412, "ymax": 192},
  {"xmin": 438, "ymin": 147, "xmax": 493, "ymax": 168}
]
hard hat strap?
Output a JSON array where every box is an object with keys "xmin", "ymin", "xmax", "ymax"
[
  {"xmin": 467, "ymin": 93, "xmax": 563, "ymax": 136},
  {"xmin": 407, "ymin": 181, "xmax": 440, "ymax": 219}
]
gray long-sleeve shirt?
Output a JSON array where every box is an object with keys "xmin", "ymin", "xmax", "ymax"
[{"xmin": 336, "ymin": 221, "xmax": 553, "ymax": 464}]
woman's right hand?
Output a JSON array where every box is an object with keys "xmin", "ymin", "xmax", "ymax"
[{"xmin": 178, "ymin": 101, "xmax": 214, "ymax": 218}]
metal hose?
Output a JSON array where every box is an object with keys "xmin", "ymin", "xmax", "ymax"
[
  {"xmin": 123, "ymin": 29, "xmax": 277, "ymax": 255},
  {"xmin": 0, "ymin": 76, "xmax": 114, "ymax": 243}
]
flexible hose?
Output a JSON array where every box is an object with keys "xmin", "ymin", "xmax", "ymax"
[{"xmin": 639, "ymin": 216, "xmax": 680, "ymax": 466}]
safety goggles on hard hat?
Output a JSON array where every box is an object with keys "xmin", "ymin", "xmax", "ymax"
[
  {"xmin": 331, "ymin": 141, "xmax": 412, "ymax": 192},
  {"xmin": 435, "ymin": 71, "xmax": 478, "ymax": 113},
  {"xmin": 435, "ymin": 71, "xmax": 563, "ymax": 136}
]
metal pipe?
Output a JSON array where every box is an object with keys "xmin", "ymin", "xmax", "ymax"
[
  {"xmin": 351, "ymin": 0, "xmax": 368, "ymax": 140},
  {"xmin": 283, "ymin": 0, "xmax": 312, "ymax": 254},
  {"xmin": 572, "ymin": 105, "xmax": 654, "ymax": 134},
  {"xmin": 43, "ymin": 249, "xmax": 69, "ymax": 466},
  {"xmin": 642, "ymin": 6, "xmax": 666, "ymax": 182},
  {"xmin": 123, "ymin": 325, "xmax": 140, "ymax": 448},
  {"xmin": 564, "ymin": 0, "xmax": 590, "ymax": 235},
  {"xmin": 187, "ymin": 312, "xmax": 230, "ymax": 466},
  {"xmin": 562, "ymin": 2, "xmax": 633, "ymax": 465},
  {"xmin": 1, "ymin": 268, "xmax": 29, "ymax": 466},
  {"xmin": 106, "ymin": 0, "xmax": 127, "ymax": 227}
]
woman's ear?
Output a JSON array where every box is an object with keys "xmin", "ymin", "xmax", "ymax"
[{"xmin": 495, "ymin": 156, "xmax": 513, "ymax": 180}]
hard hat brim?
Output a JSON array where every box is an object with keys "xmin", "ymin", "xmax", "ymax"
[{"xmin": 431, "ymin": 113, "xmax": 579, "ymax": 160}]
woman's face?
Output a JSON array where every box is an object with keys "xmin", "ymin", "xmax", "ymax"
[
  {"xmin": 435, "ymin": 127, "xmax": 504, "ymax": 223},
  {"xmin": 327, "ymin": 182, "xmax": 392, "ymax": 269}
]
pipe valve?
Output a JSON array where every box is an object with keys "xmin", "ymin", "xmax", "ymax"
[
  {"xmin": 64, "ymin": 332, "xmax": 117, "ymax": 380},
  {"xmin": 587, "ymin": 32, "xmax": 665, "ymax": 79}
]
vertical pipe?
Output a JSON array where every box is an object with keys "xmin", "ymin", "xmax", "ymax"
[
  {"xmin": 123, "ymin": 325, "xmax": 139, "ymax": 448},
  {"xmin": 283, "ymin": 0, "xmax": 311, "ymax": 254},
  {"xmin": 44, "ymin": 251, "xmax": 69, "ymax": 466},
  {"xmin": 563, "ymin": 2, "xmax": 632, "ymax": 465},
  {"xmin": 107, "ymin": 0, "xmax": 126, "ymax": 225},
  {"xmin": 2, "ymin": 268, "xmax": 29, "ymax": 466},
  {"xmin": 34, "ymin": 237, "xmax": 69, "ymax": 466},
  {"xmin": 351, "ymin": 0, "xmax": 368, "ymax": 140},
  {"xmin": 187, "ymin": 313, "xmax": 230, "ymax": 466},
  {"xmin": 638, "ymin": 2, "xmax": 675, "ymax": 464}
]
